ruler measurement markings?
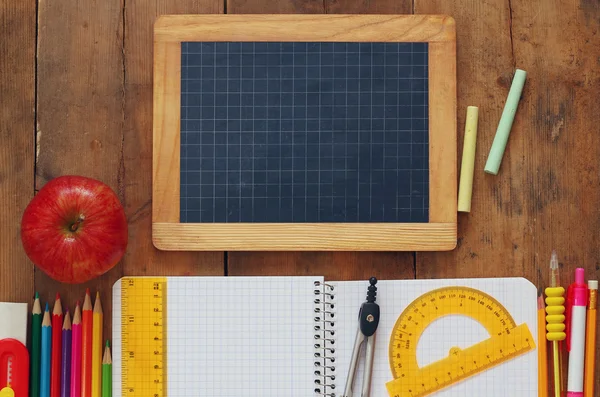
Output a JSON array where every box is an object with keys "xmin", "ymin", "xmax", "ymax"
[
  {"xmin": 386, "ymin": 287, "xmax": 535, "ymax": 397},
  {"xmin": 121, "ymin": 278, "xmax": 167, "ymax": 397}
]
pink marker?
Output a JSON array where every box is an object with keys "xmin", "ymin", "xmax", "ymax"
[{"xmin": 566, "ymin": 268, "xmax": 588, "ymax": 397}]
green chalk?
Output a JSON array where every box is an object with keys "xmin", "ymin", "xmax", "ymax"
[{"xmin": 484, "ymin": 69, "xmax": 527, "ymax": 175}]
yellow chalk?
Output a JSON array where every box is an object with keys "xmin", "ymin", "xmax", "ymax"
[{"xmin": 458, "ymin": 106, "xmax": 479, "ymax": 212}]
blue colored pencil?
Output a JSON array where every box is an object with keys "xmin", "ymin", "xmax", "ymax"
[
  {"xmin": 61, "ymin": 311, "xmax": 72, "ymax": 397},
  {"xmin": 41, "ymin": 303, "xmax": 52, "ymax": 397}
]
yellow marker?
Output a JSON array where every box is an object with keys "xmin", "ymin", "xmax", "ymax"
[
  {"xmin": 0, "ymin": 387, "xmax": 14, "ymax": 397},
  {"xmin": 386, "ymin": 287, "xmax": 535, "ymax": 397},
  {"xmin": 91, "ymin": 293, "xmax": 103, "ymax": 397},
  {"xmin": 458, "ymin": 106, "xmax": 479, "ymax": 212},
  {"xmin": 121, "ymin": 278, "xmax": 167, "ymax": 397}
]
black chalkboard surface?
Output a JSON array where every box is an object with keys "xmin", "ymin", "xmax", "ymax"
[{"xmin": 179, "ymin": 41, "xmax": 429, "ymax": 224}]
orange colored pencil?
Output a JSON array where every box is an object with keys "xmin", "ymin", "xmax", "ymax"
[
  {"xmin": 81, "ymin": 289, "xmax": 93, "ymax": 397},
  {"xmin": 51, "ymin": 293, "xmax": 63, "ymax": 397}
]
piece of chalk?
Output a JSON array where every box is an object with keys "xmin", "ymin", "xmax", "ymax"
[
  {"xmin": 484, "ymin": 69, "xmax": 527, "ymax": 175},
  {"xmin": 458, "ymin": 106, "xmax": 479, "ymax": 212}
]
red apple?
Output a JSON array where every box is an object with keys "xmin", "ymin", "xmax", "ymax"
[{"xmin": 21, "ymin": 175, "xmax": 128, "ymax": 284}]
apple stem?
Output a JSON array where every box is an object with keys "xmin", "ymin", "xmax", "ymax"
[{"xmin": 70, "ymin": 215, "xmax": 85, "ymax": 232}]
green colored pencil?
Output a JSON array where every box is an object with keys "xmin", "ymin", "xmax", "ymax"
[
  {"xmin": 30, "ymin": 292, "xmax": 42, "ymax": 397},
  {"xmin": 102, "ymin": 340, "xmax": 112, "ymax": 397}
]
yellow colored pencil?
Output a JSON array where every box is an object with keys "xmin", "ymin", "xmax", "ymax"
[{"xmin": 91, "ymin": 292, "xmax": 103, "ymax": 397}]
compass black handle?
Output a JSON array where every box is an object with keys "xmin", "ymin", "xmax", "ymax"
[{"xmin": 359, "ymin": 277, "xmax": 379, "ymax": 337}]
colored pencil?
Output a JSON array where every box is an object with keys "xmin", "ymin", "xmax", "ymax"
[
  {"xmin": 102, "ymin": 341, "xmax": 112, "ymax": 397},
  {"xmin": 30, "ymin": 292, "xmax": 42, "ymax": 397},
  {"xmin": 538, "ymin": 294, "xmax": 548, "ymax": 397},
  {"xmin": 61, "ymin": 311, "xmax": 72, "ymax": 397},
  {"xmin": 82, "ymin": 289, "xmax": 93, "ymax": 397},
  {"xmin": 584, "ymin": 280, "xmax": 597, "ymax": 397},
  {"xmin": 92, "ymin": 292, "xmax": 103, "ymax": 397},
  {"xmin": 51, "ymin": 293, "xmax": 63, "ymax": 397},
  {"xmin": 71, "ymin": 303, "xmax": 83, "ymax": 397},
  {"xmin": 41, "ymin": 304, "xmax": 52, "ymax": 397}
]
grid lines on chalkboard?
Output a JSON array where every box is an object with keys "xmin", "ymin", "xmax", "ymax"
[{"xmin": 180, "ymin": 41, "xmax": 429, "ymax": 223}]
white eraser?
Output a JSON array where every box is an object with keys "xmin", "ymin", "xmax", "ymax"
[
  {"xmin": 0, "ymin": 302, "xmax": 28, "ymax": 345},
  {"xmin": 589, "ymin": 280, "xmax": 598, "ymax": 290}
]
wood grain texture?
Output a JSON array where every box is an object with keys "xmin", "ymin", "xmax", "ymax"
[
  {"xmin": 124, "ymin": 0, "xmax": 224, "ymax": 277},
  {"xmin": 227, "ymin": 0, "xmax": 324, "ymax": 13},
  {"xmin": 153, "ymin": 14, "xmax": 456, "ymax": 251},
  {"xmin": 154, "ymin": 223, "xmax": 456, "ymax": 251},
  {"xmin": 510, "ymin": 1, "xmax": 600, "ymax": 393},
  {"xmin": 152, "ymin": 41, "xmax": 181, "ymax": 224},
  {"xmin": 154, "ymin": 15, "xmax": 457, "ymax": 43},
  {"xmin": 226, "ymin": 0, "xmax": 417, "ymax": 279},
  {"xmin": 428, "ymin": 39, "xmax": 457, "ymax": 224},
  {"xmin": 228, "ymin": 251, "xmax": 415, "ymax": 281},
  {"xmin": 35, "ymin": 0, "xmax": 225, "ymax": 339},
  {"xmin": 326, "ymin": 0, "xmax": 412, "ymax": 14},
  {"xmin": 0, "ymin": 0, "xmax": 35, "ymax": 303},
  {"xmin": 414, "ymin": 0, "xmax": 523, "ymax": 279},
  {"xmin": 36, "ymin": 0, "xmax": 125, "ymax": 339}
]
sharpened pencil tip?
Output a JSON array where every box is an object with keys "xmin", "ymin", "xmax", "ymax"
[
  {"xmin": 56, "ymin": 292, "xmax": 60, "ymax": 300},
  {"xmin": 35, "ymin": 292, "xmax": 39, "ymax": 299},
  {"xmin": 45, "ymin": 302, "xmax": 49, "ymax": 311},
  {"xmin": 106, "ymin": 340, "xmax": 110, "ymax": 347},
  {"xmin": 85, "ymin": 288, "xmax": 90, "ymax": 295}
]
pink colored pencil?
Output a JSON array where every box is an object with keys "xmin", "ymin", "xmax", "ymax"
[{"xmin": 70, "ymin": 302, "xmax": 83, "ymax": 397}]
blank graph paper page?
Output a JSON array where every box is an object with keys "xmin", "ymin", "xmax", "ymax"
[{"xmin": 166, "ymin": 277, "xmax": 317, "ymax": 396}]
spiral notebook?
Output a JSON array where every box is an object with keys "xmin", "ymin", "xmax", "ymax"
[{"xmin": 112, "ymin": 276, "xmax": 538, "ymax": 397}]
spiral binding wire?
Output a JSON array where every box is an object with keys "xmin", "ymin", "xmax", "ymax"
[{"xmin": 313, "ymin": 281, "xmax": 337, "ymax": 396}]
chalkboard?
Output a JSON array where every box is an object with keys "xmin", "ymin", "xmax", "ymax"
[
  {"xmin": 180, "ymin": 41, "xmax": 429, "ymax": 224},
  {"xmin": 152, "ymin": 15, "xmax": 457, "ymax": 251}
]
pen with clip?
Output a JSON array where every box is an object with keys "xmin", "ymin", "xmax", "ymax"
[{"xmin": 566, "ymin": 268, "xmax": 588, "ymax": 397}]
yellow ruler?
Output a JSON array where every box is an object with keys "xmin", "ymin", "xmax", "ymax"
[
  {"xmin": 120, "ymin": 277, "xmax": 167, "ymax": 397},
  {"xmin": 386, "ymin": 286, "xmax": 535, "ymax": 397}
]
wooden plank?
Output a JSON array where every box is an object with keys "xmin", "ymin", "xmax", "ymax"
[
  {"xmin": 123, "ymin": 0, "xmax": 224, "ymax": 276},
  {"xmin": 36, "ymin": 0, "xmax": 126, "ymax": 339},
  {"xmin": 416, "ymin": 1, "xmax": 600, "ymax": 284},
  {"xmin": 155, "ymin": 14, "xmax": 457, "ymax": 43},
  {"xmin": 154, "ymin": 222, "xmax": 456, "ymax": 251},
  {"xmin": 228, "ymin": 251, "xmax": 415, "ymax": 280},
  {"xmin": 414, "ymin": 0, "xmax": 520, "ymax": 279},
  {"xmin": 226, "ymin": 0, "xmax": 416, "ymax": 280},
  {"xmin": 0, "ymin": 0, "xmax": 35, "ymax": 303},
  {"xmin": 508, "ymin": 1, "xmax": 600, "ymax": 394},
  {"xmin": 428, "ymin": 39, "xmax": 457, "ymax": 225},
  {"xmin": 227, "ymin": 0, "xmax": 324, "ymax": 13},
  {"xmin": 326, "ymin": 0, "xmax": 412, "ymax": 13},
  {"xmin": 152, "ymin": 41, "xmax": 182, "ymax": 224}
]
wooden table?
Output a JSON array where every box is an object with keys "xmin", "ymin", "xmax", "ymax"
[{"xmin": 1, "ymin": 0, "xmax": 599, "ymax": 392}]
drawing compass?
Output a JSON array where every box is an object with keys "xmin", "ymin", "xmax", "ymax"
[{"xmin": 343, "ymin": 277, "xmax": 380, "ymax": 397}]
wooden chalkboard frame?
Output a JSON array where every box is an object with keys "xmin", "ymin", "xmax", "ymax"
[{"xmin": 152, "ymin": 14, "xmax": 457, "ymax": 251}]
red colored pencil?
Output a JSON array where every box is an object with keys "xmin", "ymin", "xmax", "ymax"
[
  {"xmin": 81, "ymin": 289, "xmax": 93, "ymax": 397},
  {"xmin": 71, "ymin": 302, "xmax": 82, "ymax": 397},
  {"xmin": 51, "ymin": 293, "xmax": 63, "ymax": 397}
]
